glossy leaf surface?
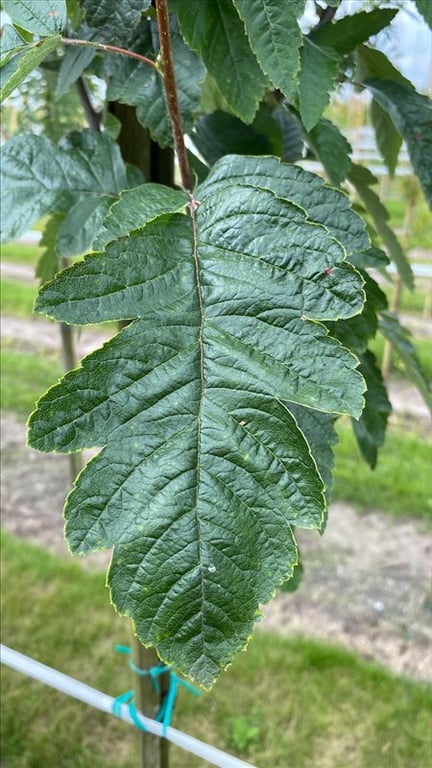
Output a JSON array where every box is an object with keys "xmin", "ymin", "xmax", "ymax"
[{"xmin": 29, "ymin": 159, "xmax": 366, "ymax": 685}]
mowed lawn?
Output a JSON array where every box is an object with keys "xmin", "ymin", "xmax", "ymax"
[{"xmin": 2, "ymin": 532, "xmax": 432, "ymax": 768}]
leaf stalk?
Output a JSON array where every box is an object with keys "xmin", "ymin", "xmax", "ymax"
[{"xmin": 60, "ymin": 38, "xmax": 157, "ymax": 69}]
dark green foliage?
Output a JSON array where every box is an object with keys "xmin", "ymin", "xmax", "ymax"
[{"xmin": 2, "ymin": 0, "xmax": 431, "ymax": 684}]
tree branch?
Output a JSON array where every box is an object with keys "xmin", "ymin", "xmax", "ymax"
[
  {"xmin": 75, "ymin": 76, "xmax": 101, "ymax": 132},
  {"xmin": 314, "ymin": 3, "xmax": 338, "ymax": 29},
  {"xmin": 155, "ymin": 0, "xmax": 193, "ymax": 193},
  {"xmin": 61, "ymin": 38, "xmax": 157, "ymax": 69}
]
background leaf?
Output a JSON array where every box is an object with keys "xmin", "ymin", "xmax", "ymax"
[
  {"xmin": 0, "ymin": 23, "xmax": 29, "ymax": 65},
  {"xmin": 355, "ymin": 44, "xmax": 412, "ymax": 86},
  {"xmin": 2, "ymin": 0, "xmax": 66, "ymax": 35},
  {"xmin": 36, "ymin": 212, "xmax": 65, "ymax": 283},
  {"xmin": 370, "ymin": 97, "xmax": 402, "ymax": 177},
  {"xmin": 171, "ymin": 0, "xmax": 267, "ymax": 123},
  {"xmin": 365, "ymin": 79, "xmax": 432, "ymax": 209},
  {"xmin": 348, "ymin": 164, "xmax": 414, "ymax": 289},
  {"xmin": 55, "ymin": 25, "xmax": 96, "ymax": 99},
  {"xmin": 310, "ymin": 8, "xmax": 398, "ymax": 54},
  {"xmin": 105, "ymin": 18, "xmax": 205, "ymax": 147},
  {"xmin": 306, "ymin": 117, "xmax": 352, "ymax": 186},
  {"xmin": 191, "ymin": 106, "xmax": 283, "ymax": 166},
  {"xmin": 298, "ymin": 38, "xmax": 340, "ymax": 131},
  {"xmin": 0, "ymin": 130, "xmax": 130, "ymax": 241},
  {"xmin": 0, "ymin": 35, "xmax": 60, "ymax": 102},
  {"xmin": 379, "ymin": 312, "xmax": 432, "ymax": 411},
  {"xmin": 352, "ymin": 350, "xmax": 392, "ymax": 469},
  {"xmin": 233, "ymin": 0, "xmax": 304, "ymax": 96},
  {"xmin": 414, "ymin": 0, "xmax": 432, "ymax": 27},
  {"xmin": 82, "ymin": 0, "xmax": 150, "ymax": 45}
]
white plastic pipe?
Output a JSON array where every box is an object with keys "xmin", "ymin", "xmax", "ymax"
[{"xmin": 1, "ymin": 645, "xmax": 256, "ymax": 768}]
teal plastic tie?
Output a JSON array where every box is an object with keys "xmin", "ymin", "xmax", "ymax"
[{"xmin": 114, "ymin": 645, "xmax": 200, "ymax": 736}]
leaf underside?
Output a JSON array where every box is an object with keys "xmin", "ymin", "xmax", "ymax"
[{"xmin": 28, "ymin": 158, "xmax": 366, "ymax": 686}]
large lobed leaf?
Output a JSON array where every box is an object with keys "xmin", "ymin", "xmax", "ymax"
[{"xmin": 28, "ymin": 158, "xmax": 366, "ymax": 686}]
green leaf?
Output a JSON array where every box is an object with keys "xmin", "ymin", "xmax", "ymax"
[
  {"xmin": 365, "ymin": 79, "xmax": 432, "ymax": 209},
  {"xmin": 171, "ymin": 0, "xmax": 267, "ymax": 123},
  {"xmin": 0, "ymin": 130, "xmax": 128, "ymax": 241},
  {"xmin": 2, "ymin": 0, "xmax": 66, "ymax": 35},
  {"xmin": 36, "ymin": 213, "xmax": 64, "ymax": 283},
  {"xmin": 105, "ymin": 19, "xmax": 205, "ymax": 148},
  {"xmin": 298, "ymin": 38, "xmax": 340, "ymax": 131},
  {"xmin": 306, "ymin": 117, "xmax": 352, "ymax": 186},
  {"xmin": 310, "ymin": 9, "xmax": 398, "ymax": 55},
  {"xmin": 57, "ymin": 197, "xmax": 113, "ymax": 258},
  {"xmin": 66, "ymin": 0, "xmax": 84, "ymax": 29},
  {"xmin": 415, "ymin": 0, "xmax": 432, "ymax": 28},
  {"xmin": 192, "ymin": 106, "xmax": 283, "ymax": 167},
  {"xmin": 348, "ymin": 164, "xmax": 414, "ymax": 290},
  {"xmin": 271, "ymin": 105, "xmax": 304, "ymax": 162},
  {"xmin": 55, "ymin": 25, "xmax": 96, "ymax": 99},
  {"xmin": 200, "ymin": 155, "xmax": 370, "ymax": 260},
  {"xmin": 352, "ymin": 246, "xmax": 389, "ymax": 270},
  {"xmin": 355, "ymin": 44, "xmax": 412, "ymax": 87},
  {"xmin": 232, "ymin": 0, "xmax": 305, "ymax": 96},
  {"xmin": 82, "ymin": 0, "xmax": 150, "ymax": 45},
  {"xmin": 93, "ymin": 184, "xmax": 189, "ymax": 250},
  {"xmin": 279, "ymin": 560, "xmax": 303, "ymax": 593},
  {"xmin": 378, "ymin": 311, "xmax": 432, "ymax": 412},
  {"xmin": 0, "ymin": 23, "xmax": 29, "ymax": 65},
  {"xmin": 352, "ymin": 350, "xmax": 392, "ymax": 469},
  {"xmin": 0, "ymin": 35, "xmax": 60, "ymax": 102},
  {"xmin": 29, "ymin": 160, "xmax": 367, "ymax": 685},
  {"xmin": 370, "ymin": 97, "xmax": 402, "ymax": 177},
  {"xmin": 288, "ymin": 405, "xmax": 338, "ymax": 505},
  {"xmin": 327, "ymin": 271, "xmax": 387, "ymax": 355}
]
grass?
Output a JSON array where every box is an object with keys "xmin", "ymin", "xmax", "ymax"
[
  {"xmin": 1, "ymin": 278, "xmax": 38, "ymax": 317},
  {"xmin": 2, "ymin": 531, "xmax": 432, "ymax": 768},
  {"xmin": 369, "ymin": 333, "xmax": 432, "ymax": 382},
  {"xmin": 1, "ymin": 241, "xmax": 42, "ymax": 267},
  {"xmin": 333, "ymin": 422, "xmax": 432, "ymax": 519},
  {"xmin": 1, "ymin": 348, "xmax": 63, "ymax": 418}
]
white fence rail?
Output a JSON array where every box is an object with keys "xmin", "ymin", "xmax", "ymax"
[{"xmin": 1, "ymin": 644, "xmax": 257, "ymax": 768}]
